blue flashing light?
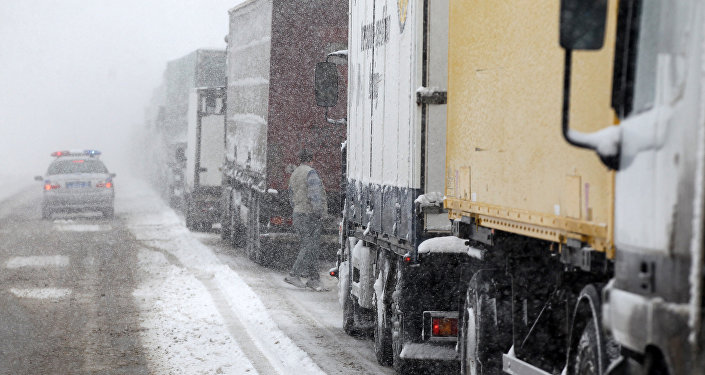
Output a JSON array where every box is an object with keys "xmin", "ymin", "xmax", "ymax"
[{"xmin": 51, "ymin": 149, "xmax": 101, "ymax": 157}]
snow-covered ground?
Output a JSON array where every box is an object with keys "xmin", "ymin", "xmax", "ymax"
[
  {"xmin": 118, "ymin": 177, "xmax": 392, "ymax": 375},
  {"xmin": 0, "ymin": 174, "xmax": 34, "ymax": 204}
]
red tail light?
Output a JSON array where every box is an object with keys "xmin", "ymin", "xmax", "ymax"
[
  {"xmin": 96, "ymin": 182, "xmax": 113, "ymax": 188},
  {"xmin": 270, "ymin": 217, "xmax": 292, "ymax": 226},
  {"xmin": 44, "ymin": 184, "xmax": 60, "ymax": 190},
  {"xmin": 432, "ymin": 317, "xmax": 458, "ymax": 337}
]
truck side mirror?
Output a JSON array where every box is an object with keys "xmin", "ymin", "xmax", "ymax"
[
  {"xmin": 560, "ymin": 0, "xmax": 608, "ymax": 50},
  {"xmin": 315, "ymin": 62, "xmax": 339, "ymax": 108},
  {"xmin": 34, "ymin": 175, "xmax": 43, "ymax": 182}
]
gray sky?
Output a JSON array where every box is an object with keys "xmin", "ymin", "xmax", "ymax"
[{"xmin": 0, "ymin": 0, "xmax": 241, "ymax": 177}]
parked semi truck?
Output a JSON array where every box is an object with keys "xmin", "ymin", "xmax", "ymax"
[
  {"xmin": 441, "ymin": 1, "xmax": 705, "ymax": 375},
  {"xmin": 184, "ymin": 87, "xmax": 226, "ymax": 231},
  {"xmin": 161, "ymin": 49, "xmax": 226, "ymax": 208},
  {"xmin": 317, "ymin": 0, "xmax": 458, "ymax": 372},
  {"xmin": 220, "ymin": 0, "xmax": 348, "ymax": 265}
]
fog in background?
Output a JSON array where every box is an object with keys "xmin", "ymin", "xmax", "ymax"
[{"xmin": 0, "ymin": 0, "xmax": 240, "ymax": 181}]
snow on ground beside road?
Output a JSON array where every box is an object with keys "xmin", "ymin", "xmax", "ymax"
[
  {"xmin": 119, "ymin": 177, "xmax": 326, "ymax": 375},
  {"xmin": 9, "ymin": 287, "xmax": 72, "ymax": 299},
  {"xmin": 0, "ymin": 174, "xmax": 33, "ymax": 203},
  {"xmin": 134, "ymin": 248, "xmax": 255, "ymax": 375},
  {"xmin": 5, "ymin": 255, "xmax": 70, "ymax": 269}
]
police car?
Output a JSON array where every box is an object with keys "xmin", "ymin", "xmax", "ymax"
[{"xmin": 34, "ymin": 150, "xmax": 116, "ymax": 219}]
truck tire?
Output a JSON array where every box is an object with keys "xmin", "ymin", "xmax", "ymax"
[
  {"xmin": 231, "ymin": 214, "xmax": 246, "ymax": 248},
  {"xmin": 374, "ymin": 254, "xmax": 393, "ymax": 366},
  {"xmin": 185, "ymin": 200, "xmax": 195, "ymax": 230},
  {"xmin": 343, "ymin": 292, "xmax": 358, "ymax": 335},
  {"xmin": 460, "ymin": 271, "xmax": 509, "ymax": 375},
  {"xmin": 391, "ymin": 259, "xmax": 417, "ymax": 374},
  {"xmin": 220, "ymin": 212, "xmax": 231, "ymax": 240},
  {"xmin": 392, "ymin": 302, "xmax": 415, "ymax": 374},
  {"xmin": 341, "ymin": 239, "xmax": 359, "ymax": 335},
  {"xmin": 567, "ymin": 284, "xmax": 617, "ymax": 375},
  {"xmin": 573, "ymin": 322, "xmax": 600, "ymax": 375}
]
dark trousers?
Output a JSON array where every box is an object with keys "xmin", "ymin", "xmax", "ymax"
[{"xmin": 290, "ymin": 213, "xmax": 321, "ymax": 280}]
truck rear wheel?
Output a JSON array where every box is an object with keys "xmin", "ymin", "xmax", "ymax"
[
  {"xmin": 567, "ymin": 284, "xmax": 617, "ymax": 375},
  {"xmin": 460, "ymin": 271, "xmax": 509, "ymax": 375},
  {"xmin": 185, "ymin": 200, "xmax": 196, "ymax": 230},
  {"xmin": 374, "ymin": 254, "xmax": 393, "ymax": 366},
  {"xmin": 220, "ymin": 212, "xmax": 231, "ymax": 239},
  {"xmin": 391, "ymin": 259, "xmax": 416, "ymax": 374},
  {"xmin": 231, "ymin": 215, "xmax": 246, "ymax": 248},
  {"xmin": 573, "ymin": 322, "xmax": 600, "ymax": 375},
  {"xmin": 343, "ymin": 292, "xmax": 358, "ymax": 335}
]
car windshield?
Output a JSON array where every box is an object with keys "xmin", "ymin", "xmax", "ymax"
[{"xmin": 47, "ymin": 159, "xmax": 108, "ymax": 175}]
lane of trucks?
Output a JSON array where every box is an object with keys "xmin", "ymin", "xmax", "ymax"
[{"xmin": 140, "ymin": 0, "xmax": 705, "ymax": 374}]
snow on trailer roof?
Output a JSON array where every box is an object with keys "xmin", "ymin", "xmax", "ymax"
[{"xmin": 417, "ymin": 236, "xmax": 484, "ymax": 259}]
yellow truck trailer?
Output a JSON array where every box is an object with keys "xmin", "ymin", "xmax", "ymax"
[
  {"xmin": 442, "ymin": 0, "xmax": 705, "ymax": 375},
  {"xmin": 445, "ymin": 0, "xmax": 617, "ymax": 256}
]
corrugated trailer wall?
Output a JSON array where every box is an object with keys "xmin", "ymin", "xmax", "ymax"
[
  {"xmin": 165, "ymin": 50, "xmax": 226, "ymax": 143},
  {"xmin": 347, "ymin": 0, "xmax": 448, "ymax": 246},
  {"xmin": 226, "ymin": 0, "xmax": 273, "ymax": 181},
  {"xmin": 445, "ymin": 0, "xmax": 618, "ymax": 253},
  {"xmin": 266, "ymin": 0, "xmax": 348, "ymax": 194},
  {"xmin": 347, "ymin": 0, "xmax": 423, "ymax": 242}
]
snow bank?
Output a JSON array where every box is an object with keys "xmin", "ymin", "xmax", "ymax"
[{"xmin": 417, "ymin": 236, "xmax": 483, "ymax": 259}]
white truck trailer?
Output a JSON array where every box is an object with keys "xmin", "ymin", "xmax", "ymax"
[
  {"xmin": 317, "ymin": 0, "xmax": 457, "ymax": 372},
  {"xmin": 184, "ymin": 87, "xmax": 226, "ymax": 231}
]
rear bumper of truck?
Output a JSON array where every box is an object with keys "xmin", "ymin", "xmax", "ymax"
[{"xmin": 400, "ymin": 342, "xmax": 459, "ymax": 361}]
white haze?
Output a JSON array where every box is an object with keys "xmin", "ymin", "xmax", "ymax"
[{"xmin": 0, "ymin": 0, "xmax": 242, "ymax": 181}]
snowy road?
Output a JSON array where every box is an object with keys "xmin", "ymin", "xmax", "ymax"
[{"xmin": 0, "ymin": 176, "xmax": 393, "ymax": 375}]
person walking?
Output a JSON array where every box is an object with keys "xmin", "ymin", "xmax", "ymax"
[{"xmin": 284, "ymin": 149, "xmax": 327, "ymax": 291}]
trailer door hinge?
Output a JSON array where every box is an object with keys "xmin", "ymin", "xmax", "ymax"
[{"xmin": 416, "ymin": 90, "xmax": 447, "ymax": 105}]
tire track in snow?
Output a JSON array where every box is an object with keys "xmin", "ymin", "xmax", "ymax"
[
  {"xmin": 139, "ymin": 243, "xmax": 282, "ymax": 375},
  {"xmin": 196, "ymin": 276, "xmax": 279, "ymax": 375},
  {"xmin": 209, "ymin": 242, "xmax": 395, "ymax": 375}
]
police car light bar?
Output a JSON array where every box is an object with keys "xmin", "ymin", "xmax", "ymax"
[{"xmin": 51, "ymin": 150, "xmax": 102, "ymax": 157}]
